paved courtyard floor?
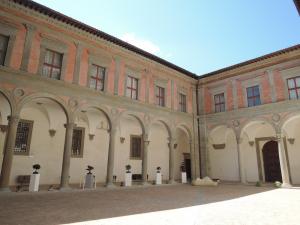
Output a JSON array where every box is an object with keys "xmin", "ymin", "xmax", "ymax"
[{"xmin": 0, "ymin": 184, "xmax": 299, "ymax": 225}]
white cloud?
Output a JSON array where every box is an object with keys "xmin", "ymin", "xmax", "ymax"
[{"xmin": 120, "ymin": 33, "xmax": 160, "ymax": 55}]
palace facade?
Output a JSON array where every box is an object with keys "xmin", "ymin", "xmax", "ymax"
[{"xmin": 0, "ymin": 0, "xmax": 299, "ymax": 191}]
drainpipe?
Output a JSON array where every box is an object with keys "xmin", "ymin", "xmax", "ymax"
[{"xmin": 196, "ymin": 83, "xmax": 202, "ymax": 178}]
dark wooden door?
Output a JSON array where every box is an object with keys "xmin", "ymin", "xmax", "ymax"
[
  {"xmin": 184, "ymin": 158, "xmax": 191, "ymax": 180},
  {"xmin": 262, "ymin": 141, "xmax": 282, "ymax": 182}
]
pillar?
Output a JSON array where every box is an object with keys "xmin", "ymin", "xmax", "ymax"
[
  {"xmin": 277, "ymin": 134, "xmax": 291, "ymax": 187},
  {"xmin": 60, "ymin": 122, "xmax": 76, "ymax": 189},
  {"xmin": 105, "ymin": 125, "xmax": 117, "ymax": 187},
  {"xmin": 236, "ymin": 137, "xmax": 246, "ymax": 184},
  {"xmin": 142, "ymin": 138, "xmax": 150, "ymax": 185},
  {"xmin": 189, "ymin": 139, "xmax": 196, "ymax": 180},
  {"xmin": 0, "ymin": 115, "xmax": 20, "ymax": 191},
  {"xmin": 168, "ymin": 138, "xmax": 176, "ymax": 184}
]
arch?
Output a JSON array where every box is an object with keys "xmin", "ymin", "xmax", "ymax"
[
  {"xmin": 239, "ymin": 118, "xmax": 277, "ymax": 140},
  {"xmin": 0, "ymin": 89, "xmax": 16, "ymax": 116},
  {"xmin": 75, "ymin": 104, "xmax": 112, "ymax": 131},
  {"xmin": 17, "ymin": 93, "xmax": 70, "ymax": 122},
  {"xmin": 149, "ymin": 118, "xmax": 172, "ymax": 139},
  {"xmin": 280, "ymin": 112, "xmax": 300, "ymax": 134},
  {"xmin": 119, "ymin": 110, "xmax": 146, "ymax": 135},
  {"xmin": 175, "ymin": 123, "xmax": 192, "ymax": 141}
]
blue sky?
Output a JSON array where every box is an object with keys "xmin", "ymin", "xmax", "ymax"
[{"xmin": 35, "ymin": 0, "xmax": 300, "ymax": 76}]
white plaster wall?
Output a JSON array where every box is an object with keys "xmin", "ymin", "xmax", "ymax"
[
  {"xmin": 148, "ymin": 122, "xmax": 169, "ymax": 181},
  {"xmin": 10, "ymin": 105, "xmax": 66, "ymax": 185},
  {"xmin": 69, "ymin": 120, "xmax": 109, "ymax": 184},
  {"xmin": 208, "ymin": 128, "xmax": 239, "ymax": 181},
  {"xmin": 241, "ymin": 132, "xmax": 259, "ymax": 182},
  {"xmin": 114, "ymin": 116, "xmax": 142, "ymax": 182},
  {"xmin": 283, "ymin": 117, "xmax": 300, "ymax": 185},
  {"xmin": 174, "ymin": 129, "xmax": 189, "ymax": 180}
]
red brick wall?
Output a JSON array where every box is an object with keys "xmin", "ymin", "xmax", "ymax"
[
  {"xmin": 204, "ymin": 87, "xmax": 212, "ymax": 114},
  {"xmin": 261, "ymin": 72, "xmax": 272, "ymax": 104},
  {"xmin": 273, "ymin": 69, "xmax": 285, "ymax": 101},
  {"xmin": 226, "ymin": 81, "xmax": 233, "ymax": 111},
  {"xmin": 10, "ymin": 26, "xmax": 26, "ymax": 70},
  {"xmin": 236, "ymin": 80, "xmax": 244, "ymax": 108}
]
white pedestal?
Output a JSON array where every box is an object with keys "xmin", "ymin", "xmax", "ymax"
[
  {"xmin": 181, "ymin": 172, "xmax": 187, "ymax": 183},
  {"xmin": 125, "ymin": 173, "xmax": 132, "ymax": 186},
  {"xmin": 156, "ymin": 173, "xmax": 162, "ymax": 185},
  {"xmin": 29, "ymin": 174, "xmax": 40, "ymax": 192},
  {"xmin": 84, "ymin": 174, "xmax": 95, "ymax": 189}
]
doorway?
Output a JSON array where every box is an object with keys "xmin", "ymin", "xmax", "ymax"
[
  {"xmin": 183, "ymin": 153, "xmax": 191, "ymax": 180},
  {"xmin": 262, "ymin": 140, "xmax": 282, "ymax": 182}
]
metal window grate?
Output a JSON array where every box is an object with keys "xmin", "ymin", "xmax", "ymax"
[
  {"xmin": 130, "ymin": 136, "xmax": 142, "ymax": 159},
  {"xmin": 14, "ymin": 120, "xmax": 33, "ymax": 154},
  {"xmin": 72, "ymin": 128, "xmax": 84, "ymax": 157}
]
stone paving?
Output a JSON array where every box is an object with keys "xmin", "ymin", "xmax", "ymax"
[{"xmin": 0, "ymin": 184, "xmax": 299, "ymax": 225}]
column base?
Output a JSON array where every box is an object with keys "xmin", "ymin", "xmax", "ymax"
[
  {"xmin": 281, "ymin": 183, "xmax": 292, "ymax": 188},
  {"xmin": 168, "ymin": 180, "xmax": 177, "ymax": 184},
  {"xmin": 59, "ymin": 186, "xmax": 72, "ymax": 191},
  {"xmin": 105, "ymin": 182, "xmax": 117, "ymax": 188},
  {"xmin": 0, "ymin": 187, "xmax": 11, "ymax": 192}
]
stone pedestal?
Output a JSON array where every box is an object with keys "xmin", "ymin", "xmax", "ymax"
[
  {"xmin": 181, "ymin": 172, "xmax": 187, "ymax": 183},
  {"xmin": 125, "ymin": 172, "xmax": 132, "ymax": 187},
  {"xmin": 84, "ymin": 174, "xmax": 95, "ymax": 189},
  {"xmin": 156, "ymin": 173, "xmax": 162, "ymax": 185},
  {"xmin": 29, "ymin": 174, "xmax": 40, "ymax": 192}
]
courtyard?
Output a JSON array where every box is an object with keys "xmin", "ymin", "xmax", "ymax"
[{"xmin": 0, "ymin": 184, "xmax": 299, "ymax": 225}]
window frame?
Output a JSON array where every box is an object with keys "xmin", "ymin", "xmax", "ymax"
[
  {"xmin": 0, "ymin": 34, "xmax": 9, "ymax": 66},
  {"xmin": 287, "ymin": 76, "xmax": 300, "ymax": 100},
  {"xmin": 130, "ymin": 135, "xmax": 143, "ymax": 160},
  {"xmin": 179, "ymin": 93, "xmax": 187, "ymax": 112},
  {"xmin": 14, "ymin": 119, "xmax": 34, "ymax": 156},
  {"xmin": 42, "ymin": 49, "xmax": 63, "ymax": 80},
  {"xmin": 126, "ymin": 76, "xmax": 139, "ymax": 100},
  {"xmin": 214, "ymin": 93, "xmax": 225, "ymax": 113},
  {"xmin": 71, "ymin": 127, "xmax": 85, "ymax": 158},
  {"xmin": 246, "ymin": 85, "xmax": 261, "ymax": 107},
  {"xmin": 155, "ymin": 85, "xmax": 165, "ymax": 107},
  {"xmin": 89, "ymin": 64, "xmax": 106, "ymax": 91}
]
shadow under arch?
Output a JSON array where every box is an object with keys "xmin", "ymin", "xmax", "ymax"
[
  {"xmin": 17, "ymin": 92, "xmax": 71, "ymax": 122},
  {"xmin": 175, "ymin": 123, "xmax": 192, "ymax": 141},
  {"xmin": 239, "ymin": 118, "xmax": 277, "ymax": 139},
  {"xmin": 119, "ymin": 110, "xmax": 146, "ymax": 135}
]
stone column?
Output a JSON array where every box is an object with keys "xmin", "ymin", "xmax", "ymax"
[
  {"xmin": 0, "ymin": 115, "xmax": 20, "ymax": 191},
  {"xmin": 142, "ymin": 138, "xmax": 150, "ymax": 185},
  {"xmin": 236, "ymin": 137, "xmax": 246, "ymax": 184},
  {"xmin": 276, "ymin": 134, "xmax": 291, "ymax": 187},
  {"xmin": 60, "ymin": 122, "xmax": 76, "ymax": 189},
  {"xmin": 106, "ymin": 126, "xmax": 117, "ymax": 187},
  {"xmin": 189, "ymin": 139, "xmax": 196, "ymax": 180},
  {"xmin": 168, "ymin": 138, "xmax": 176, "ymax": 184}
]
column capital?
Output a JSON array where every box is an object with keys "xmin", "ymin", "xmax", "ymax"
[
  {"xmin": 7, "ymin": 115, "xmax": 20, "ymax": 123},
  {"xmin": 64, "ymin": 123, "xmax": 76, "ymax": 129},
  {"xmin": 275, "ymin": 133, "xmax": 283, "ymax": 142},
  {"xmin": 144, "ymin": 139, "xmax": 150, "ymax": 146}
]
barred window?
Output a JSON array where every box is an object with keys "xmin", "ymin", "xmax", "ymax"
[
  {"xmin": 214, "ymin": 93, "xmax": 225, "ymax": 113},
  {"xmin": 126, "ymin": 76, "xmax": 138, "ymax": 100},
  {"xmin": 287, "ymin": 76, "xmax": 300, "ymax": 100},
  {"xmin": 89, "ymin": 64, "xmax": 105, "ymax": 91},
  {"xmin": 130, "ymin": 135, "xmax": 142, "ymax": 159},
  {"xmin": 71, "ymin": 127, "xmax": 85, "ymax": 157},
  {"xmin": 14, "ymin": 120, "xmax": 33, "ymax": 155},
  {"xmin": 42, "ymin": 49, "xmax": 63, "ymax": 80},
  {"xmin": 0, "ymin": 34, "xmax": 9, "ymax": 66},
  {"xmin": 155, "ymin": 86, "xmax": 165, "ymax": 107},
  {"xmin": 179, "ymin": 93, "xmax": 187, "ymax": 112},
  {"xmin": 247, "ymin": 85, "xmax": 261, "ymax": 107}
]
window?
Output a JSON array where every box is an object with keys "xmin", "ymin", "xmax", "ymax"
[
  {"xmin": 126, "ymin": 76, "xmax": 138, "ymax": 100},
  {"xmin": 287, "ymin": 76, "xmax": 300, "ymax": 100},
  {"xmin": 14, "ymin": 120, "xmax": 33, "ymax": 155},
  {"xmin": 71, "ymin": 127, "xmax": 85, "ymax": 157},
  {"xmin": 179, "ymin": 93, "xmax": 187, "ymax": 112},
  {"xmin": 0, "ymin": 34, "xmax": 9, "ymax": 66},
  {"xmin": 155, "ymin": 86, "xmax": 165, "ymax": 106},
  {"xmin": 130, "ymin": 135, "xmax": 142, "ymax": 159},
  {"xmin": 214, "ymin": 93, "xmax": 225, "ymax": 113},
  {"xmin": 247, "ymin": 85, "xmax": 261, "ymax": 107},
  {"xmin": 89, "ymin": 64, "xmax": 105, "ymax": 91},
  {"xmin": 42, "ymin": 49, "xmax": 63, "ymax": 80}
]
